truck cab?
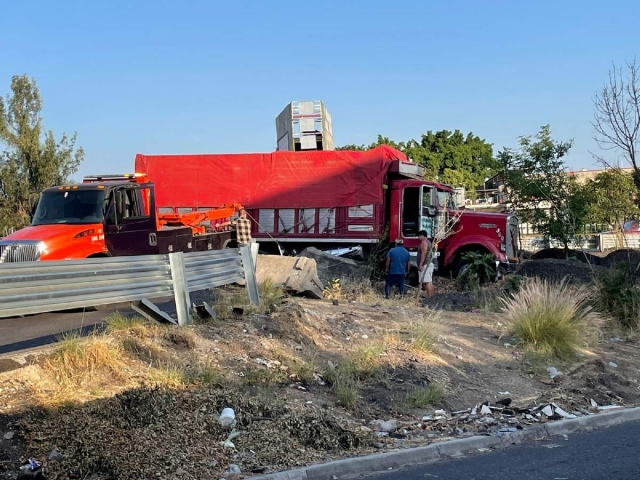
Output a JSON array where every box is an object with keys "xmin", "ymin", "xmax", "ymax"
[
  {"xmin": 392, "ymin": 178, "xmax": 519, "ymax": 275},
  {"xmin": 0, "ymin": 174, "xmax": 233, "ymax": 263}
]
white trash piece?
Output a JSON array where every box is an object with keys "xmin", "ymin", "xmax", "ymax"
[{"xmin": 219, "ymin": 407, "xmax": 236, "ymax": 427}]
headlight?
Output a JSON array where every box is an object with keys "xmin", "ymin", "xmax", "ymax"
[{"xmin": 36, "ymin": 241, "xmax": 48, "ymax": 259}]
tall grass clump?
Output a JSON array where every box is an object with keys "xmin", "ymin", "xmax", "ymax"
[
  {"xmin": 501, "ymin": 278, "xmax": 602, "ymax": 359},
  {"xmin": 259, "ymin": 279, "xmax": 285, "ymax": 311},
  {"xmin": 595, "ymin": 262, "xmax": 640, "ymax": 330}
]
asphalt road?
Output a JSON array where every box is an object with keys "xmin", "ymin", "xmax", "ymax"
[
  {"xmin": 0, "ymin": 304, "xmax": 122, "ymax": 355},
  {"xmin": 365, "ymin": 421, "xmax": 640, "ymax": 480}
]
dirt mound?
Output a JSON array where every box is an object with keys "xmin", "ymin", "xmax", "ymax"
[
  {"xmin": 600, "ymin": 249, "xmax": 640, "ymax": 268},
  {"xmin": 516, "ymin": 259, "xmax": 599, "ymax": 285},
  {"xmin": 19, "ymin": 386, "xmax": 373, "ymax": 480},
  {"xmin": 544, "ymin": 358, "xmax": 640, "ymax": 410},
  {"xmin": 531, "ymin": 248, "xmax": 602, "ymax": 266}
]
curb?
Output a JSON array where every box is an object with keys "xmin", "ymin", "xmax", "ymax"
[{"xmin": 250, "ymin": 407, "xmax": 640, "ymax": 480}]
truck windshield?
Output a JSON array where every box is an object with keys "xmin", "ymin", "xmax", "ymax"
[
  {"xmin": 437, "ymin": 190, "xmax": 456, "ymax": 210},
  {"xmin": 32, "ymin": 190, "xmax": 108, "ymax": 226}
]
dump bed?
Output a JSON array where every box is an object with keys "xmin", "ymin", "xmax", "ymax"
[{"xmin": 134, "ymin": 146, "xmax": 408, "ymax": 210}]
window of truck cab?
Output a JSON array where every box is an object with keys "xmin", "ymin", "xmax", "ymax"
[
  {"xmin": 32, "ymin": 189, "xmax": 108, "ymax": 226},
  {"xmin": 107, "ymin": 187, "xmax": 150, "ymax": 225},
  {"xmin": 437, "ymin": 189, "xmax": 456, "ymax": 210}
]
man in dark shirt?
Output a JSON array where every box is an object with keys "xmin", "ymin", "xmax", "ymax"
[{"xmin": 385, "ymin": 238, "xmax": 411, "ymax": 298}]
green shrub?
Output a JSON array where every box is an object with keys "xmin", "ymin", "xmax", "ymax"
[
  {"xmin": 595, "ymin": 263, "xmax": 640, "ymax": 330},
  {"xmin": 457, "ymin": 252, "xmax": 496, "ymax": 290},
  {"xmin": 501, "ymin": 277, "xmax": 602, "ymax": 359},
  {"xmin": 501, "ymin": 275, "xmax": 526, "ymax": 298}
]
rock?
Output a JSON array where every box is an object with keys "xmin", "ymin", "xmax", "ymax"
[
  {"xmin": 481, "ymin": 416, "xmax": 496, "ymax": 425},
  {"xmin": 255, "ymin": 254, "xmax": 324, "ymax": 299},
  {"xmin": 495, "ymin": 398, "xmax": 512, "ymax": 407},
  {"xmin": 372, "ymin": 419, "xmax": 398, "ymax": 433},
  {"xmin": 226, "ymin": 464, "xmax": 242, "ymax": 475},
  {"xmin": 3, "ymin": 431, "xmax": 15, "ymax": 440},
  {"xmin": 609, "ymin": 362, "xmax": 618, "ymax": 368},
  {"xmin": 542, "ymin": 405, "xmax": 554, "ymax": 416},
  {"xmin": 298, "ymin": 247, "xmax": 373, "ymax": 285},
  {"xmin": 48, "ymin": 450, "xmax": 66, "ymax": 462}
]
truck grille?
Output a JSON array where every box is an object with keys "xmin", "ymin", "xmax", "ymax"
[{"xmin": 0, "ymin": 241, "xmax": 40, "ymax": 263}]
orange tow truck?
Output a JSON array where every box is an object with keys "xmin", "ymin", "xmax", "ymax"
[{"xmin": 0, "ymin": 174, "xmax": 241, "ymax": 263}]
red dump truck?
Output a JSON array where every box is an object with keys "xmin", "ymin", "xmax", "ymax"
[{"xmin": 135, "ymin": 146, "xmax": 520, "ymax": 276}]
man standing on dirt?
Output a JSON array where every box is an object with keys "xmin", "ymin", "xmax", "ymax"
[
  {"xmin": 417, "ymin": 230, "xmax": 435, "ymax": 297},
  {"xmin": 384, "ymin": 238, "xmax": 411, "ymax": 298}
]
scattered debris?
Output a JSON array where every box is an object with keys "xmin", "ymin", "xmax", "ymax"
[
  {"xmin": 372, "ymin": 419, "xmax": 398, "ymax": 433},
  {"xmin": 547, "ymin": 367, "xmax": 563, "ymax": 379},
  {"xmin": 609, "ymin": 362, "xmax": 618, "ymax": 368},
  {"xmin": 219, "ymin": 407, "xmax": 236, "ymax": 427},
  {"xmin": 480, "ymin": 405, "xmax": 492, "ymax": 415},
  {"xmin": 597, "ymin": 405, "xmax": 623, "ymax": 411}
]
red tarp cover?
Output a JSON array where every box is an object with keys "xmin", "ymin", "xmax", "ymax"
[{"xmin": 134, "ymin": 146, "xmax": 407, "ymax": 209}]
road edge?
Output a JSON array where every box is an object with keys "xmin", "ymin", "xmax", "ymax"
[{"xmin": 251, "ymin": 406, "xmax": 640, "ymax": 480}]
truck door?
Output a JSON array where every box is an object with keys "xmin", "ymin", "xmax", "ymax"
[
  {"xmin": 419, "ymin": 185, "xmax": 436, "ymax": 238},
  {"xmin": 104, "ymin": 186, "xmax": 158, "ymax": 256}
]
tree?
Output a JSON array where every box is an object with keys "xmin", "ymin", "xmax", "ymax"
[
  {"xmin": 585, "ymin": 169, "xmax": 639, "ymax": 247},
  {"xmin": 0, "ymin": 75, "xmax": 84, "ymax": 230},
  {"xmin": 592, "ymin": 59, "xmax": 640, "ymax": 188},
  {"xmin": 338, "ymin": 130, "xmax": 497, "ymax": 197},
  {"xmin": 499, "ymin": 125, "xmax": 590, "ymax": 255}
]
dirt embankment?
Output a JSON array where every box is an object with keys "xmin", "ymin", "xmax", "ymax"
[{"xmin": 1, "ymin": 285, "xmax": 639, "ymax": 479}]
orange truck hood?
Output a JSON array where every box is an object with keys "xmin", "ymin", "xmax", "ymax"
[{"xmin": 3, "ymin": 224, "xmax": 106, "ymax": 260}]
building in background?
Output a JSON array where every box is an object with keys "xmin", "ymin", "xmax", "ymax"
[{"xmin": 275, "ymin": 101, "xmax": 334, "ymax": 151}]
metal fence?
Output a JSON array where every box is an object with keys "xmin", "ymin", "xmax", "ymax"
[
  {"xmin": 521, "ymin": 232, "xmax": 640, "ymax": 253},
  {"xmin": 0, "ymin": 246, "xmax": 259, "ymax": 325}
]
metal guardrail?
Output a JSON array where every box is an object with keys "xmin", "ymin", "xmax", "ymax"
[{"xmin": 0, "ymin": 246, "xmax": 259, "ymax": 325}]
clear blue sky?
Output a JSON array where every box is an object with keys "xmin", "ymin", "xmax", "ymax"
[{"xmin": 2, "ymin": 0, "xmax": 638, "ymax": 178}]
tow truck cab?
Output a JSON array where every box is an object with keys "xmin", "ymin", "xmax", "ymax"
[{"xmin": 0, "ymin": 174, "xmax": 232, "ymax": 263}]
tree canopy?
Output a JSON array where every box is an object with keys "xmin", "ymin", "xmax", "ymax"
[
  {"xmin": 0, "ymin": 75, "xmax": 84, "ymax": 231},
  {"xmin": 338, "ymin": 130, "xmax": 498, "ymax": 197},
  {"xmin": 498, "ymin": 125, "xmax": 590, "ymax": 252},
  {"xmin": 585, "ymin": 169, "xmax": 639, "ymax": 229}
]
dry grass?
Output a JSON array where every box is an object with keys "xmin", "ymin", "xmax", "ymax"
[
  {"xmin": 349, "ymin": 342, "xmax": 387, "ymax": 379},
  {"xmin": 104, "ymin": 312, "xmax": 148, "ymax": 335},
  {"xmin": 501, "ymin": 278, "xmax": 604, "ymax": 359},
  {"xmin": 49, "ymin": 332, "xmax": 127, "ymax": 384},
  {"xmin": 405, "ymin": 383, "xmax": 445, "ymax": 408},
  {"xmin": 149, "ymin": 362, "xmax": 188, "ymax": 388},
  {"xmin": 324, "ymin": 360, "xmax": 361, "ymax": 409},
  {"xmin": 33, "ymin": 332, "xmax": 130, "ymax": 405}
]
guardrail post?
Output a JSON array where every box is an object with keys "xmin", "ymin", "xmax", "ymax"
[
  {"xmin": 169, "ymin": 251, "xmax": 192, "ymax": 326},
  {"xmin": 240, "ymin": 244, "xmax": 260, "ymax": 305}
]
